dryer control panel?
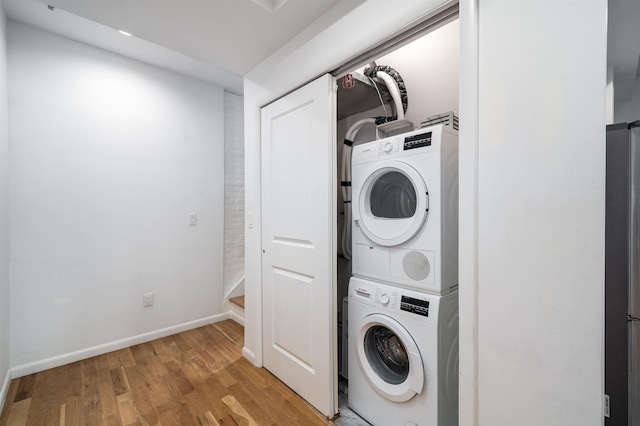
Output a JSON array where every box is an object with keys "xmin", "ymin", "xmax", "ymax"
[
  {"xmin": 351, "ymin": 124, "xmax": 454, "ymax": 165},
  {"xmin": 403, "ymin": 131, "xmax": 432, "ymax": 150}
]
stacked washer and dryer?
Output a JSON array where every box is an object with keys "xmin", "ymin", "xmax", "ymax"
[{"xmin": 347, "ymin": 124, "xmax": 459, "ymax": 426}]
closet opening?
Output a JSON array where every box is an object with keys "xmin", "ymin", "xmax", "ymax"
[{"xmin": 333, "ymin": 11, "xmax": 460, "ymax": 424}]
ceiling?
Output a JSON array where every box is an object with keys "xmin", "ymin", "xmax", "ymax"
[
  {"xmin": 38, "ymin": 0, "xmax": 344, "ymax": 76},
  {"xmin": 2, "ymin": 0, "xmax": 639, "ymax": 102},
  {"xmin": 2, "ymin": 0, "xmax": 356, "ymax": 93}
]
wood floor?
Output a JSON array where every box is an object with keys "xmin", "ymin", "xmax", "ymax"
[{"xmin": 0, "ymin": 320, "xmax": 334, "ymax": 426}]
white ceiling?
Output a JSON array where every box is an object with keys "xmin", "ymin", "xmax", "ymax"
[
  {"xmin": 2, "ymin": 0, "xmax": 357, "ymax": 93},
  {"xmin": 2, "ymin": 0, "xmax": 639, "ymax": 102},
  {"xmin": 39, "ymin": 0, "xmax": 345, "ymax": 76}
]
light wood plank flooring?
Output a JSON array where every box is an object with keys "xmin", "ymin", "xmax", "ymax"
[
  {"xmin": 228, "ymin": 297, "xmax": 244, "ymax": 310},
  {"xmin": 0, "ymin": 320, "xmax": 334, "ymax": 426}
]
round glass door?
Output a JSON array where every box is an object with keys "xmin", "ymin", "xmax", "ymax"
[
  {"xmin": 364, "ymin": 325, "xmax": 410, "ymax": 385},
  {"xmin": 369, "ymin": 171, "xmax": 417, "ymax": 219},
  {"xmin": 356, "ymin": 314, "xmax": 424, "ymax": 402},
  {"xmin": 357, "ymin": 162, "xmax": 428, "ymax": 246}
]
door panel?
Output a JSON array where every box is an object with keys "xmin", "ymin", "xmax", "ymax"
[
  {"xmin": 271, "ymin": 267, "xmax": 314, "ymax": 368},
  {"xmin": 270, "ymin": 102, "xmax": 314, "ymax": 243},
  {"xmin": 261, "ymin": 74, "xmax": 336, "ymax": 417}
]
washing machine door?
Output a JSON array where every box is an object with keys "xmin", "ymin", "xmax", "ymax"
[
  {"xmin": 355, "ymin": 313, "xmax": 424, "ymax": 402},
  {"xmin": 355, "ymin": 161, "xmax": 428, "ymax": 246}
]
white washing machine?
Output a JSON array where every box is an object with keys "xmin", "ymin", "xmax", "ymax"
[
  {"xmin": 348, "ymin": 277, "xmax": 458, "ymax": 426},
  {"xmin": 351, "ymin": 124, "xmax": 458, "ymax": 295}
]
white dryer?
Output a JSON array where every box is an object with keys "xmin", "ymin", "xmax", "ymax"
[
  {"xmin": 351, "ymin": 124, "xmax": 458, "ymax": 294},
  {"xmin": 348, "ymin": 277, "xmax": 458, "ymax": 426}
]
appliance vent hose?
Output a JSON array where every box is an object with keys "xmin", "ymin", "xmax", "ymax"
[{"xmin": 363, "ymin": 65, "xmax": 408, "ymax": 124}]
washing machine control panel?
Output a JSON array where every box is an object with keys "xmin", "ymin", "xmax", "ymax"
[
  {"xmin": 403, "ymin": 131, "xmax": 432, "ymax": 150},
  {"xmin": 375, "ymin": 288, "xmax": 398, "ymax": 308},
  {"xmin": 400, "ymin": 296, "xmax": 430, "ymax": 317}
]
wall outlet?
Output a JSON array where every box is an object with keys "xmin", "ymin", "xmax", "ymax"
[
  {"xmin": 188, "ymin": 213, "xmax": 197, "ymax": 226},
  {"xmin": 143, "ymin": 292, "xmax": 154, "ymax": 307}
]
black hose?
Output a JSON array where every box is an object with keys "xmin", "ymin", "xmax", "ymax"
[{"xmin": 363, "ymin": 65, "xmax": 408, "ymax": 125}]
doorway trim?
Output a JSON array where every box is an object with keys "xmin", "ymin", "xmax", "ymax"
[
  {"xmin": 242, "ymin": 0, "xmax": 478, "ymax": 423},
  {"xmin": 458, "ymin": 0, "xmax": 479, "ymax": 425}
]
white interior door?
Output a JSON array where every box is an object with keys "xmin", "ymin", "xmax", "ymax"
[{"xmin": 261, "ymin": 74, "xmax": 336, "ymax": 417}]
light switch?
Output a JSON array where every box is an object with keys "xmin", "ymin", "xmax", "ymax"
[
  {"xmin": 188, "ymin": 213, "xmax": 197, "ymax": 226},
  {"xmin": 143, "ymin": 292, "xmax": 154, "ymax": 307}
]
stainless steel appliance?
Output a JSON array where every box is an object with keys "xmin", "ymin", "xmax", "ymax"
[{"xmin": 605, "ymin": 121, "xmax": 640, "ymax": 426}]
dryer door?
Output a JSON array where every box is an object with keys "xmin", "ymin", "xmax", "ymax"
[
  {"xmin": 355, "ymin": 313, "xmax": 424, "ymax": 402},
  {"xmin": 355, "ymin": 161, "xmax": 428, "ymax": 246}
]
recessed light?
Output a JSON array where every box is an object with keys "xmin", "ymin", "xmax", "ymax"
[
  {"xmin": 251, "ymin": 0, "xmax": 288, "ymax": 13},
  {"xmin": 118, "ymin": 30, "xmax": 132, "ymax": 37}
]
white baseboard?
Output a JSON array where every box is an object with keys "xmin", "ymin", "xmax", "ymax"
[
  {"xmin": 242, "ymin": 346, "xmax": 256, "ymax": 365},
  {"xmin": 0, "ymin": 367, "xmax": 11, "ymax": 417},
  {"xmin": 11, "ymin": 313, "xmax": 229, "ymax": 378},
  {"xmin": 229, "ymin": 310, "xmax": 245, "ymax": 326}
]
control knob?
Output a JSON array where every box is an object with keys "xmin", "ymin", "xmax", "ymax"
[
  {"xmin": 380, "ymin": 293, "xmax": 390, "ymax": 305},
  {"xmin": 383, "ymin": 142, "xmax": 393, "ymax": 153}
]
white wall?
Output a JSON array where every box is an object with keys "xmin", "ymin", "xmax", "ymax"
[
  {"xmin": 338, "ymin": 18, "xmax": 459, "ymax": 138},
  {"xmin": 223, "ymin": 92, "xmax": 245, "ymax": 298},
  {"xmin": 8, "ymin": 22, "xmax": 225, "ymax": 373},
  {"xmin": 615, "ymin": 75, "xmax": 640, "ymax": 123},
  {"xmin": 461, "ymin": 1, "xmax": 606, "ymax": 424},
  {"xmin": 0, "ymin": 1, "xmax": 10, "ymax": 408},
  {"xmin": 375, "ymin": 18, "xmax": 459, "ymax": 125}
]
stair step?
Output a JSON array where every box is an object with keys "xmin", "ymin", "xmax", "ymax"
[{"xmin": 229, "ymin": 296, "xmax": 245, "ymax": 309}]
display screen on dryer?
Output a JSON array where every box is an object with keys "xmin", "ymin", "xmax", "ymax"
[
  {"xmin": 400, "ymin": 296, "xmax": 429, "ymax": 317},
  {"xmin": 403, "ymin": 132, "xmax": 432, "ymax": 150}
]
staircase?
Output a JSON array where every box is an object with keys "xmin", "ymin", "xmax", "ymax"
[{"xmin": 228, "ymin": 296, "xmax": 245, "ymax": 325}]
